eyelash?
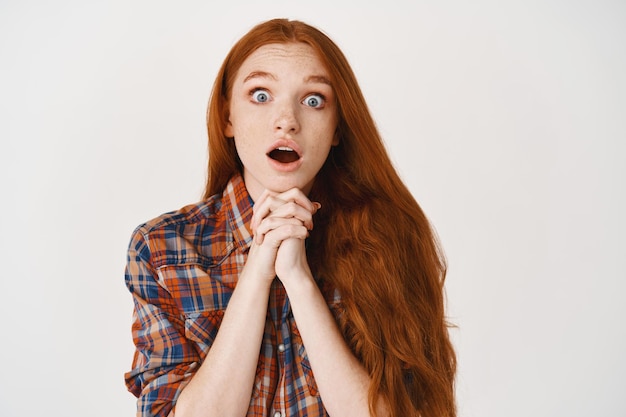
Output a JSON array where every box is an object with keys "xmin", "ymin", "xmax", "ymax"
[
  {"xmin": 250, "ymin": 88, "xmax": 270, "ymax": 103},
  {"xmin": 303, "ymin": 93, "xmax": 326, "ymax": 108},
  {"xmin": 248, "ymin": 88, "xmax": 327, "ymax": 108}
]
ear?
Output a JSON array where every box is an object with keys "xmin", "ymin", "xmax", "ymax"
[
  {"xmin": 332, "ymin": 127, "xmax": 340, "ymax": 146},
  {"xmin": 223, "ymin": 104, "xmax": 234, "ymax": 138},
  {"xmin": 224, "ymin": 119, "xmax": 234, "ymax": 138}
]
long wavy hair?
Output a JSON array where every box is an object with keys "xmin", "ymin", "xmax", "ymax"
[{"xmin": 204, "ymin": 18, "xmax": 456, "ymax": 417}]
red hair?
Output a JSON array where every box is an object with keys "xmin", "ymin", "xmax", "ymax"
[{"xmin": 204, "ymin": 18, "xmax": 456, "ymax": 417}]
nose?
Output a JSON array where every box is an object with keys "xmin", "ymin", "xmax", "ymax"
[{"xmin": 273, "ymin": 102, "xmax": 300, "ymax": 135}]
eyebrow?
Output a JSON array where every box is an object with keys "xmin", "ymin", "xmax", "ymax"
[
  {"xmin": 242, "ymin": 71, "xmax": 332, "ymax": 86},
  {"xmin": 305, "ymin": 75, "xmax": 332, "ymax": 86},
  {"xmin": 243, "ymin": 71, "xmax": 276, "ymax": 83}
]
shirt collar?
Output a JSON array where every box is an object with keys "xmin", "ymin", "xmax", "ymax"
[{"xmin": 223, "ymin": 174, "xmax": 254, "ymax": 251}]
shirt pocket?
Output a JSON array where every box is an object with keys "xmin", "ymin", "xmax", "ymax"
[
  {"xmin": 156, "ymin": 263, "xmax": 235, "ymax": 315},
  {"xmin": 184, "ymin": 309, "xmax": 225, "ymax": 360}
]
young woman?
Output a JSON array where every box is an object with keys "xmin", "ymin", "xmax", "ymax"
[{"xmin": 125, "ymin": 18, "xmax": 456, "ymax": 417}]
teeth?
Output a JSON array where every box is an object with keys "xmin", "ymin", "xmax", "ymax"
[{"xmin": 277, "ymin": 146, "xmax": 294, "ymax": 152}]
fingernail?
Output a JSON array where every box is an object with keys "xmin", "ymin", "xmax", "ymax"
[{"xmin": 313, "ymin": 202, "xmax": 322, "ymax": 211}]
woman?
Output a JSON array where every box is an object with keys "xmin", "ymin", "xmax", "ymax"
[{"xmin": 125, "ymin": 18, "xmax": 456, "ymax": 417}]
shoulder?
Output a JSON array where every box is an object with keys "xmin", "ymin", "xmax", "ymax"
[
  {"xmin": 135, "ymin": 194, "xmax": 224, "ymax": 238},
  {"xmin": 127, "ymin": 193, "xmax": 230, "ymax": 268},
  {"xmin": 126, "ymin": 174, "xmax": 253, "ymax": 269}
]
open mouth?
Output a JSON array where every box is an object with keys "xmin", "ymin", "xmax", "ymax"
[{"xmin": 267, "ymin": 146, "xmax": 301, "ymax": 163}]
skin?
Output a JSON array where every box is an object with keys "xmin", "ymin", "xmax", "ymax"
[
  {"xmin": 225, "ymin": 42, "xmax": 339, "ymax": 202},
  {"xmin": 172, "ymin": 43, "xmax": 387, "ymax": 417}
]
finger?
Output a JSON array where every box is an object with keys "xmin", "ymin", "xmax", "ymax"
[
  {"xmin": 251, "ymin": 189, "xmax": 275, "ymax": 232},
  {"xmin": 252, "ymin": 190, "xmax": 293, "ymax": 234},
  {"xmin": 261, "ymin": 223, "xmax": 310, "ymax": 248},
  {"xmin": 252, "ymin": 188, "xmax": 320, "ymax": 233},
  {"xmin": 255, "ymin": 217, "xmax": 306, "ymax": 245},
  {"xmin": 251, "ymin": 192, "xmax": 306, "ymax": 234},
  {"xmin": 274, "ymin": 188, "xmax": 317, "ymax": 213},
  {"xmin": 267, "ymin": 201, "xmax": 316, "ymax": 231}
]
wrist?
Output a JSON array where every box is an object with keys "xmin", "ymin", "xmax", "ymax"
[
  {"xmin": 237, "ymin": 267, "xmax": 274, "ymax": 293},
  {"xmin": 281, "ymin": 271, "xmax": 317, "ymax": 299}
]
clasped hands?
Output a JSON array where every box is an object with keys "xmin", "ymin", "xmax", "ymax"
[{"xmin": 247, "ymin": 188, "xmax": 321, "ymax": 285}]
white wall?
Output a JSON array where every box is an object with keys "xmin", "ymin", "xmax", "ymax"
[{"xmin": 1, "ymin": 1, "xmax": 624, "ymax": 416}]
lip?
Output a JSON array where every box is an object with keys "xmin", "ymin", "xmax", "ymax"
[{"xmin": 266, "ymin": 139, "xmax": 303, "ymax": 172}]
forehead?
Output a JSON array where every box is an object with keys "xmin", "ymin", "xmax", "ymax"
[{"xmin": 237, "ymin": 43, "xmax": 329, "ymax": 78}]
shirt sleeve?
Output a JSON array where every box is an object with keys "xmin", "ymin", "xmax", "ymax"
[{"xmin": 124, "ymin": 227, "xmax": 200, "ymax": 417}]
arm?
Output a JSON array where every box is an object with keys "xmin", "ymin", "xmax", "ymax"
[
  {"xmin": 126, "ymin": 226, "xmax": 271, "ymax": 417},
  {"xmin": 125, "ymin": 229, "xmax": 202, "ymax": 417},
  {"xmin": 173, "ymin": 191, "xmax": 314, "ymax": 417},
  {"xmin": 277, "ymin": 240, "xmax": 389, "ymax": 417},
  {"xmin": 253, "ymin": 189, "xmax": 389, "ymax": 417},
  {"xmin": 172, "ymin": 263, "xmax": 271, "ymax": 417}
]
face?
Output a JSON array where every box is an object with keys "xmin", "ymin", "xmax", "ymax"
[{"xmin": 225, "ymin": 42, "xmax": 339, "ymax": 201}]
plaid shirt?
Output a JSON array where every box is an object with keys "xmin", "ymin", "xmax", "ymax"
[{"xmin": 125, "ymin": 174, "xmax": 342, "ymax": 417}]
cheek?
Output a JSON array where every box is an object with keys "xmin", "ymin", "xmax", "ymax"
[
  {"xmin": 231, "ymin": 111, "xmax": 265, "ymax": 138},
  {"xmin": 309, "ymin": 136, "xmax": 335, "ymax": 162},
  {"xmin": 314, "ymin": 122, "xmax": 339, "ymax": 150},
  {"xmin": 316, "ymin": 112, "xmax": 338, "ymax": 141},
  {"xmin": 233, "ymin": 127, "xmax": 263, "ymax": 163},
  {"xmin": 233, "ymin": 136, "xmax": 251, "ymax": 155}
]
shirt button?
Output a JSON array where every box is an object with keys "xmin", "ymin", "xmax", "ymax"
[
  {"xmin": 273, "ymin": 412, "xmax": 283, "ymax": 417},
  {"xmin": 277, "ymin": 343, "xmax": 286, "ymax": 353}
]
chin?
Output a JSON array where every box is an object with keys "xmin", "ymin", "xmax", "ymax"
[{"xmin": 267, "ymin": 176, "xmax": 314, "ymax": 195}]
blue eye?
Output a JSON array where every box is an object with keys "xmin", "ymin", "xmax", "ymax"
[
  {"xmin": 303, "ymin": 94, "xmax": 325, "ymax": 108},
  {"xmin": 251, "ymin": 89, "xmax": 270, "ymax": 103}
]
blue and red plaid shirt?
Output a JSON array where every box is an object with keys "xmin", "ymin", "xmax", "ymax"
[{"xmin": 124, "ymin": 174, "xmax": 343, "ymax": 416}]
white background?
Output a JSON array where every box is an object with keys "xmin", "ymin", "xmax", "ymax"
[{"xmin": 1, "ymin": 1, "xmax": 624, "ymax": 416}]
